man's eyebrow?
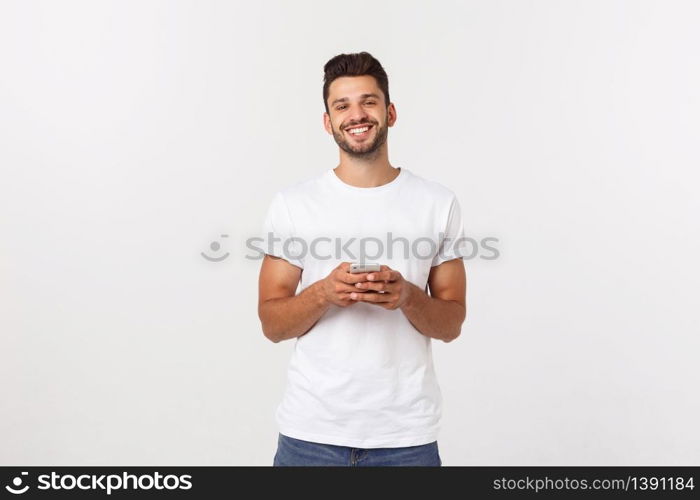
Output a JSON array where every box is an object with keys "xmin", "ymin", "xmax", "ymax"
[{"xmin": 330, "ymin": 93, "xmax": 381, "ymax": 107}]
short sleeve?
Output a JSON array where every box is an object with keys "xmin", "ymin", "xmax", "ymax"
[
  {"xmin": 262, "ymin": 192, "xmax": 305, "ymax": 269},
  {"xmin": 431, "ymin": 194, "xmax": 466, "ymax": 267}
]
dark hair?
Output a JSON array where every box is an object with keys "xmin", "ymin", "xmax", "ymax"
[{"xmin": 322, "ymin": 51, "xmax": 390, "ymax": 113}]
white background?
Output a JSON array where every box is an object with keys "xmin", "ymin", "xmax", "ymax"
[{"xmin": 1, "ymin": 0, "xmax": 698, "ymax": 465}]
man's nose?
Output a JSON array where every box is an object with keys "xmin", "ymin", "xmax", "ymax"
[{"xmin": 347, "ymin": 105, "xmax": 371, "ymax": 124}]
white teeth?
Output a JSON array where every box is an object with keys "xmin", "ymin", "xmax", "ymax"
[{"xmin": 349, "ymin": 126, "xmax": 370, "ymax": 134}]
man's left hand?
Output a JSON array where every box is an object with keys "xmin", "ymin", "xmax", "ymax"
[{"xmin": 349, "ymin": 265, "xmax": 413, "ymax": 310}]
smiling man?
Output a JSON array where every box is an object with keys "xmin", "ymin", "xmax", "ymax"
[{"xmin": 258, "ymin": 51, "xmax": 467, "ymax": 466}]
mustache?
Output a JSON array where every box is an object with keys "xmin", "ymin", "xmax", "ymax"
[{"xmin": 344, "ymin": 122, "xmax": 375, "ymax": 130}]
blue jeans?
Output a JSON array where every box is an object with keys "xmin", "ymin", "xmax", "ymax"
[{"xmin": 273, "ymin": 433, "xmax": 442, "ymax": 466}]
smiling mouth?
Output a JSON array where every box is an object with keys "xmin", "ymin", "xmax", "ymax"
[{"xmin": 346, "ymin": 124, "xmax": 373, "ymax": 138}]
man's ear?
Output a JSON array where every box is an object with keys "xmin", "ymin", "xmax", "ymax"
[
  {"xmin": 387, "ymin": 103, "xmax": 397, "ymax": 127},
  {"xmin": 323, "ymin": 112, "xmax": 332, "ymax": 134}
]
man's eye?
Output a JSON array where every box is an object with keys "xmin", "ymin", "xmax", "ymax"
[
  {"xmin": 365, "ymin": 101, "xmax": 375, "ymax": 105},
  {"xmin": 337, "ymin": 105, "xmax": 347, "ymax": 110}
]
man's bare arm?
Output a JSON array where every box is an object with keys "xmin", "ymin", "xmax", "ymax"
[
  {"xmin": 350, "ymin": 258, "xmax": 467, "ymax": 342},
  {"xmin": 401, "ymin": 258, "xmax": 466, "ymax": 342},
  {"xmin": 257, "ymin": 256, "xmax": 372, "ymax": 343}
]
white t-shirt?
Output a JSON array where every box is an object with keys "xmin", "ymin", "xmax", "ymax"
[{"xmin": 261, "ymin": 166, "xmax": 466, "ymax": 448}]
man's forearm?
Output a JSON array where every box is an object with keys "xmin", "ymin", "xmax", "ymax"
[
  {"xmin": 259, "ymin": 281, "xmax": 330, "ymax": 343},
  {"xmin": 400, "ymin": 282, "xmax": 466, "ymax": 342}
]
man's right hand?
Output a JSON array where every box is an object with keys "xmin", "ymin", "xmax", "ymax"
[{"xmin": 318, "ymin": 261, "xmax": 372, "ymax": 307}]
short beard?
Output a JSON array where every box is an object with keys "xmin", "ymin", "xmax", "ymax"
[{"xmin": 332, "ymin": 117, "xmax": 388, "ymax": 160}]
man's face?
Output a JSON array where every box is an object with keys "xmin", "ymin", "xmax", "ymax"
[{"xmin": 324, "ymin": 75, "xmax": 396, "ymax": 158}]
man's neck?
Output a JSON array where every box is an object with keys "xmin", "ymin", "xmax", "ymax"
[{"xmin": 333, "ymin": 151, "xmax": 399, "ymax": 188}]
